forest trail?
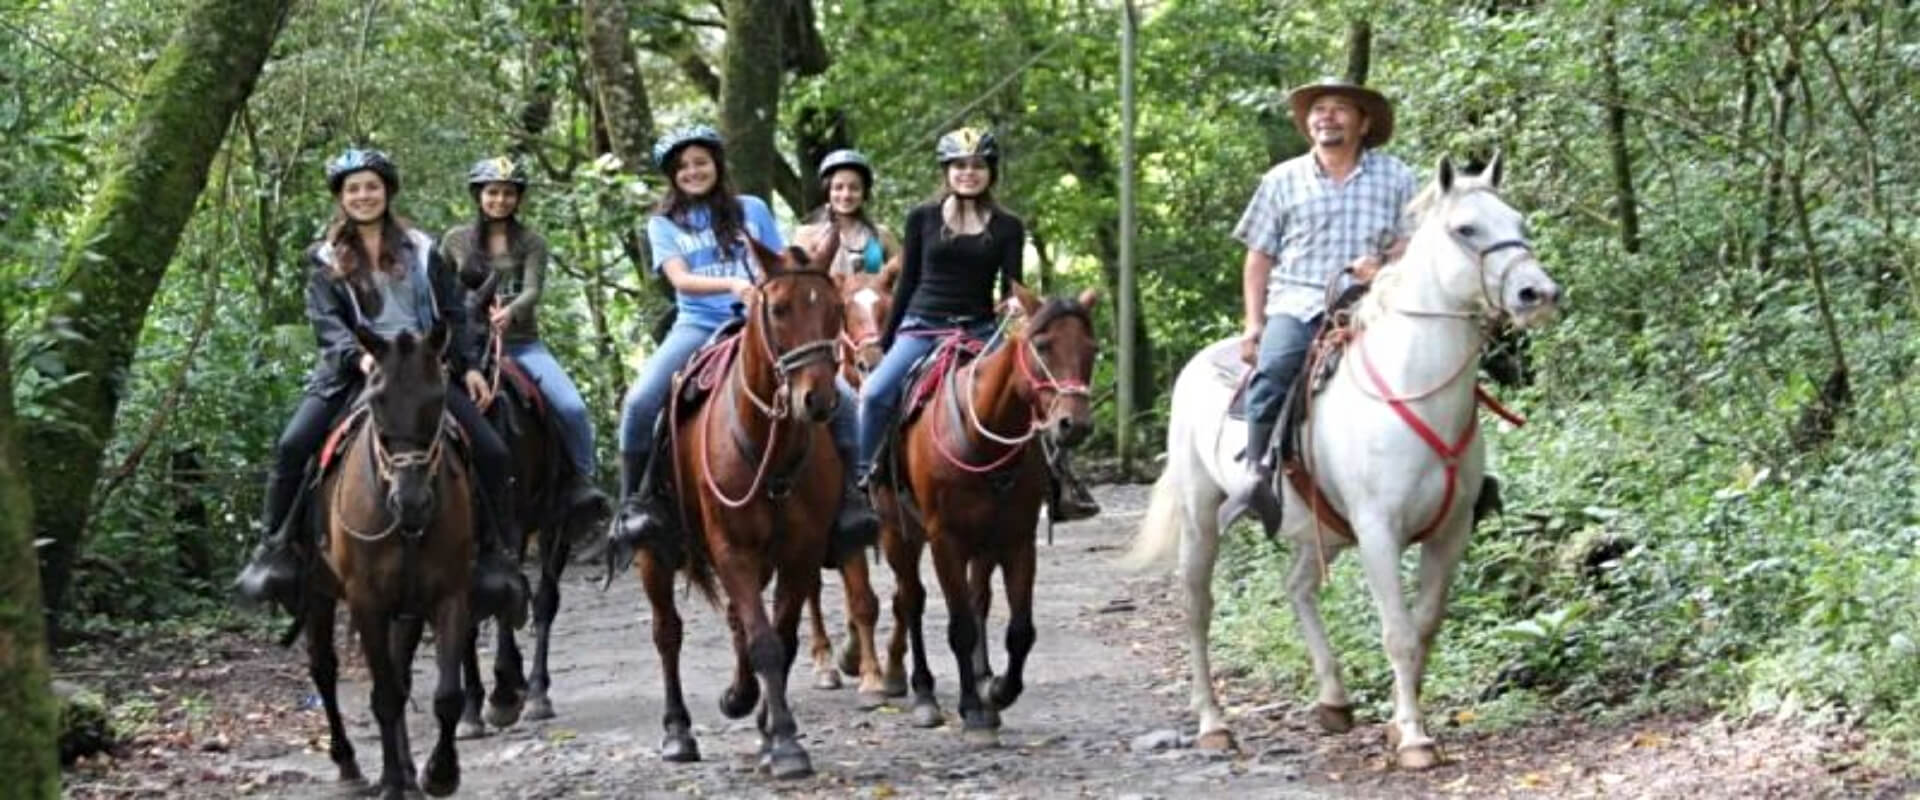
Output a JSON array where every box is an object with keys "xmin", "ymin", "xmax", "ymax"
[{"xmin": 63, "ymin": 484, "xmax": 1888, "ymax": 798}]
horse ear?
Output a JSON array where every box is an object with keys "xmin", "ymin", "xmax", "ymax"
[
  {"xmin": 1485, "ymin": 149, "xmax": 1505, "ymax": 190},
  {"xmin": 1437, "ymin": 156, "xmax": 1457, "ymax": 194},
  {"xmin": 1076, "ymin": 287, "xmax": 1100, "ymax": 311},
  {"xmin": 425, "ymin": 320, "xmax": 450, "ymax": 356},
  {"xmin": 352, "ymin": 323, "xmax": 385, "ymax": 360}
]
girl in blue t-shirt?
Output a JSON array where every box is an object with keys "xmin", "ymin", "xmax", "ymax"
[{"xmin": 612, "ymin": 126, "xmax": 876, "ymax": 554}]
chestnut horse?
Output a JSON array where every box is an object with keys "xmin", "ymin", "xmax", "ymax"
[
  {"xmin": 454, "ymin": 270, "xmax": 610, "ymax": 738},
  {"xmin": 629, "ymin": 245, "xmax": 846, "ymax": 779},
  {"xmin": 303, "ymin": 322, "xmax": 474, "ymax": 799},
  {"xmin": 871, "ymin": 285, "xmax": 1099, "ymax": 745},
  {"xmin": 800, "ymin": 266, "xmax": 897, "ymax": 704}
]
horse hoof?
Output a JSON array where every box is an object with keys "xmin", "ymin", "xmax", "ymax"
[
  {"xmin": 525, "ymin": 695, "xmax": 556, "ymax": 721},
  {"xmin": 660, "ymin": 731, "xmax": 701, "ymax": 763},
  {"xmin": 455, "ymin": 719, "xmax": 486, "ymax": 740},
  {"xmin": 1196, "ymin": 729, "xmax": 1237, "ymax": 751},
  {"xmin": 1397, "ymin": 743, "xmax": 1441, "ymax": 770},
  {"xmin": 883, "ymin": 674, "xmax": 909, "ymax": 698},
  {"xmin": 337, "ymin": 763, "xmax": 365, "ymax": 785},
  {"xmin": 962, "ymin": 727, "xmax": 1000, "ymax": 748},
  {"xmin": 767, "ymin": 745, "xmax": 814, "ymax": 780},
  {"xmin": 856, "ymin": 689, "xmax": 889, "ymax": 711},
  {"xmin": 838, "ymin": 645, "xmax": 861, "ymax": 678},
  {"xmin": 813, "ymin": 668, "xmax": 843, "ymax": 691},
  {"xmin": 1315, "ymin": 703, "xmax": 1355, "ymax": 734},
  {"xmin": 484, "ymin": 700, "xmax": 524, "ymax": 730},
  {"xmin": 987, "ymin": 677, "xmax": 1022, "ymax": 711},
  {"xmin": 421, "ymin": 752, "xmax": 459, "ymax": 797},
  {"xmin": 719, "ymin": 685, "xmax": 759, "ymax": 719},
  {"xmin": 911, "ymin": 701, "xmax": 944, "ymax": 729}
]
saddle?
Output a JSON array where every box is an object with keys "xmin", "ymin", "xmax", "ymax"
[
  {"xmin": 901, "ymin": 333, "xmax": 986, "ymax": 426},
  {"xmin": 672, "ymin": 317, "xmax": 747, "ymax": 415},
  {"xmin": 1224, "ymin": 283, "xmax": 1370, "ymax": 422}
]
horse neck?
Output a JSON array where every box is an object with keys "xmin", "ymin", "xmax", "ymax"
[
  {"xmin": 728, "ymin": 316, "xmax": 783, "ymax": 445},
  {"xmin": 1352, "ymin": 233, "xmax": 1484, "ymax": 409},
  {"xmin": 962, "ymin": 338, "xmax": 1032, "ymax": 444}
]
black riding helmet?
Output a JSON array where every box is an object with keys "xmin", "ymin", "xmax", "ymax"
[
  {"xmin": 817, "ymin": 148, "xmax": 873, "ymax": 187},
  {"xmin": 326, "ymin": 148, "xmax": 400, "ymax": 195},
  {"xmin": 652, "ymin": 124, "xmax": 724, "ymax": 173},
  {"xmin": 935, "ymin": 127, "xmax": 998, "ymax": 167},
  {"xmin": 467, "ymin": 156, "xmax": 529, "ymax": 195}
]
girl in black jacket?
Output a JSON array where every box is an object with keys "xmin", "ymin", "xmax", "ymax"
[{"xmin": 234, "ymin": 149, "xmax": 529, "ymax": 627}]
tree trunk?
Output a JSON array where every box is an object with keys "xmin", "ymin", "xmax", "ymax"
[
  {"xmin": 1756, "ymin": 49, "xmax": 1798, "ymax": 273},
  {"xmin": 1601, "ymin": 15, "xmax": 1641, "ymax": 254},
  {"xmin": 0, "ymin": 327, "xmax": 61, "ymax": 798},
  {"xmin": 580, "ymin": 0, "xmax": 657, "ymax": 172},
  {"xmin": 720, "ymin": 0, "xmax": 785, "ymax": 200},
  {"xmin": 17, "ymin": 0, "xmax": 293, "ymax": 615},
  {"xmin": 792, "ymin": 107, "xmax": 851, "ymax": 214}
]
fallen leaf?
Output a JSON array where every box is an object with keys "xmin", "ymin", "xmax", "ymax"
[
  {"xmin": 1599, "ymin": 773, "xmax": 1628, "ymax": 785},
  {"xmin": 1630, "ymin": 731, "xmax": 1670, "ymax": 749},
  {"xmin": 1516, "ymin": 771, "xmax": 1548, "ymax": 789},
  {"xmin": 1454, "ymin": 709, "xmax": 1478, "ymax": 725}
]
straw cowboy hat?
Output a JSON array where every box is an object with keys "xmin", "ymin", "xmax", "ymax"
[{"xmin": 1288, "ymin": 78, "xmax": 1395, "ymax": 149}]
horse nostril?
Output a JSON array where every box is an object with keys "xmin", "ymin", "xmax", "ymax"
[{"xmin": 1518, "ymin": 287, "xmax": 1539, "ymax": 306}]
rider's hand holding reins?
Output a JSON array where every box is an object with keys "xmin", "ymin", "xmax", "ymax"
[
  {"xmin": 1240, "ymin": 326, "xmax": 1262, "ymax": 367},
  {"xmin": 464, "ymin": 369, "xmax": 491, "ymax": 407}
]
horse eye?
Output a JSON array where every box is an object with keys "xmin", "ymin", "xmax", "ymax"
[
  {"xmin": 770, "ymin": 301, "xmax": 791, "ymax": 316},
  {"xmin": 1454, "ymin": 224, "xmax": 1478, "ymax": 239},
  {"xmin": 1033, "ymin": 335, "xmax": 1054, "ymax": 353}
]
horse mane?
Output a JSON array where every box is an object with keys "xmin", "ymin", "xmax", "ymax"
[
  {"xmin": 1351, "ymin": 177, "xmax": 1451, "ymax": 330},
  {"xmin": 1023, "ymin": 296, "xmax": 1089, "ymax": 338}
]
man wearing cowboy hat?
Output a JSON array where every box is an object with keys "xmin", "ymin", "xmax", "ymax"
[{"xmin": 1231, "ymin": 78, "xmax": 1418, "ymax": 506}]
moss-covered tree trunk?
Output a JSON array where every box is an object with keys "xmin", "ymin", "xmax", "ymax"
[
  {"xmin": 0, "ymin": 326, "xmax": 61, "ymax": 798},
  {"xmin": 721, "ymin": 0, "xmax": 785, "ymax": 201},
  {"xmin": 580, "ymin": 0, "xmax": 656, "ymax": 172},
  {"xmin": 18, "ymin": 0, "xmax": 294, "ymax": 615}
]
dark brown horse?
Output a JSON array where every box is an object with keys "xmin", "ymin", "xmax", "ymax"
[
  {"xmin": 303, "ymin": 322, "xmax": 474, "ymax": 799},
  {"xmin": 454, "ymin": 273, "xmax": 610, "ymax": 738},
  {"xmin": 631, "ymin": 245, "xmax": 846, "ymax": 779},
  {"xmin": 871, "ymin": 285, "xmax": 1099, "ymax": 744},
  {"xmin": 800, "ymin": 267, "xmax": 897, "ymax": 703}
]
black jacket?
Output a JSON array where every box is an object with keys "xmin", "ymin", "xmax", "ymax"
[{"xmin": 302, "ymin": 228, "xmax": 482, "ymax": 398}]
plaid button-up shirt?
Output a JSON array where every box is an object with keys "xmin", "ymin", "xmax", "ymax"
[{"xmin": 1232, "ymin": 149, "xmax": 1418, "ymax": 321}]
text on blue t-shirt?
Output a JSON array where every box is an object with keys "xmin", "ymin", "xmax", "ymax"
[{"xmin": 646, "ymin": 195, "xmax": 784, "ymax": 329}]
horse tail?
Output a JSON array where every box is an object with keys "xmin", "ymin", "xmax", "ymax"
[
  {"xmin": 681, "ymin": 530, "xmax": 722, "ymax": 609},
  {"xmin": 1121, "ymin": 460, "xmax": 1187, "ymax": 571}
]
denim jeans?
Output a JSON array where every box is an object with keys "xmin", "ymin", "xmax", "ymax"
[
  {"xmin": 507, "ymin": 340, "xmax": 595, "ymax": 478},
  {"xmin": 619, "ymin": 318, "xmax": 860, "ymax": 478},
  {"xmin": 618, "ymin": 319, "xmax": 714, "ymax": 457},
  {"xmin": 1244, "ymin": 313, "xmax": 1321, "ymax": 428},
  {"xmin": 855, "ymin": 314, "xmax": 999, "ymax": 477}
]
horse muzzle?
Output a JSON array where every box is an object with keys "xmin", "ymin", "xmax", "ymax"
[{"xmin": 1503, "ymin": 264, "xmax": 1564, "ymax": 330}]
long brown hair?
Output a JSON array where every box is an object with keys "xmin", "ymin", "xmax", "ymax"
[
  {"xmin": 654, "ymin": 143, "xmax": 747, "ymax": 260},
  {"xmin": 322, "ymin": 210, "xmax": 417, "ymax": 317}
]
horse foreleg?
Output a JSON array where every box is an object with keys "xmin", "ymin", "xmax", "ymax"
[
  {"xmin": 387, "ymin": 615, "xmax": 425, "ymax": 791},
  {"xmin": 1287, "ymin": 532, "xmax": 1352, "ymax": 735},
  {"xmin": 639, "ymin": 553, "xmax": 698, "ymax": 762},
  {"xmin": 486, "ymin": 617, "xmax": 527, "ymax": 729},
  {"xmin": 422, "ymin": 596, "xmax": 472, "ymax": 797},
  {"xmin": 526, "ymin": 541, "xmax": 564, "ymax": 720},
  {"xmin": 354, "ymin": 610, "xmax": 415, "ymax": 799},
  {"xmin": 723, "ymin": 562, "xmax": 813, "ymax": 779},
  {"xmin": 1179, "ymin": 481, "xmax": 1234, "ymax": 749},
  {"xmin": 805, "ymin": 580, "xmax": 840, "ymax": 690},
  {"xmin": 1412, "ymin": 520, "xmax": 1472, "ymax": 698},
  {"xmin": 719, "ymin": 602, "xmax": 760, "ymax": 718},
  {"xmin": 836, "ymin": 551, "xmax": 887, "ymax": 708},
  {"xmin": 988, "ymin": 538, "xmax": 1036, "ymax": 715},
  {"xmin": 929, "ymin": 535, "xmax": 995, "ymax": 745},
  {"xmin": 304, "ymin": 596, "xmax": 360, "ymax": 784},
  {"xmin": 1354, "ymin": 520, "xmax": 1439, "ymax": 769},
  {"xmin": 884, "ymin": 524, "xmax": 938, "ymax": 725},
  {"xmin": 457, "ymin": 628, "xmax": 487, "ymax": 739},
  {"xmin": 966, "ymin": 555, "xmax": 995, "ymax": 695}
]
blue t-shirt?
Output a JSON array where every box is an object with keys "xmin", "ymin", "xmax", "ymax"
[{"xmin": 647, "ymin": 195, "xmax": 784, "ymax": 329}]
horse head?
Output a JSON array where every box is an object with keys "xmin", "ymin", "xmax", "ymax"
[
  {"xmin": 1009, "ymin": 284, "xmax": 1100, "ymax": 448},
  {"xmin": 836, "ymin": 267, "xmax": 896, "ymax": 383},
  {"xmin": 1414, "ymin": 152, "xmax": 1562, "ymax": 330},
  {"xmin": 353, "ymin": 321, "xmax": 451, "ymax": 532},
  {"xmin": 747, "ymin": 238, "xmax": 844, "ymax": 425}
]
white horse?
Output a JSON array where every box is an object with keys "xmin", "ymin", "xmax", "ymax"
[{"xmin": 1124, "ymin": 154, "xmax": 1561, "ymax": 769}]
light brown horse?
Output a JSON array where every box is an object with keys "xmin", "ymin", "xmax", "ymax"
[
  {"xmin": 303, "ymin": 322, "xmax": 473, "ymax": 799},
  {"xmin": 632, "ymin": 245, "xmax": 846, "ymax": 779},
  {"xmin": 871, "ymin": 285, "xmax": 1099, "ymax": 744},
  {"xmin": 801, "ymin": 266, "xmax": 897, "ymax": 705}
]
